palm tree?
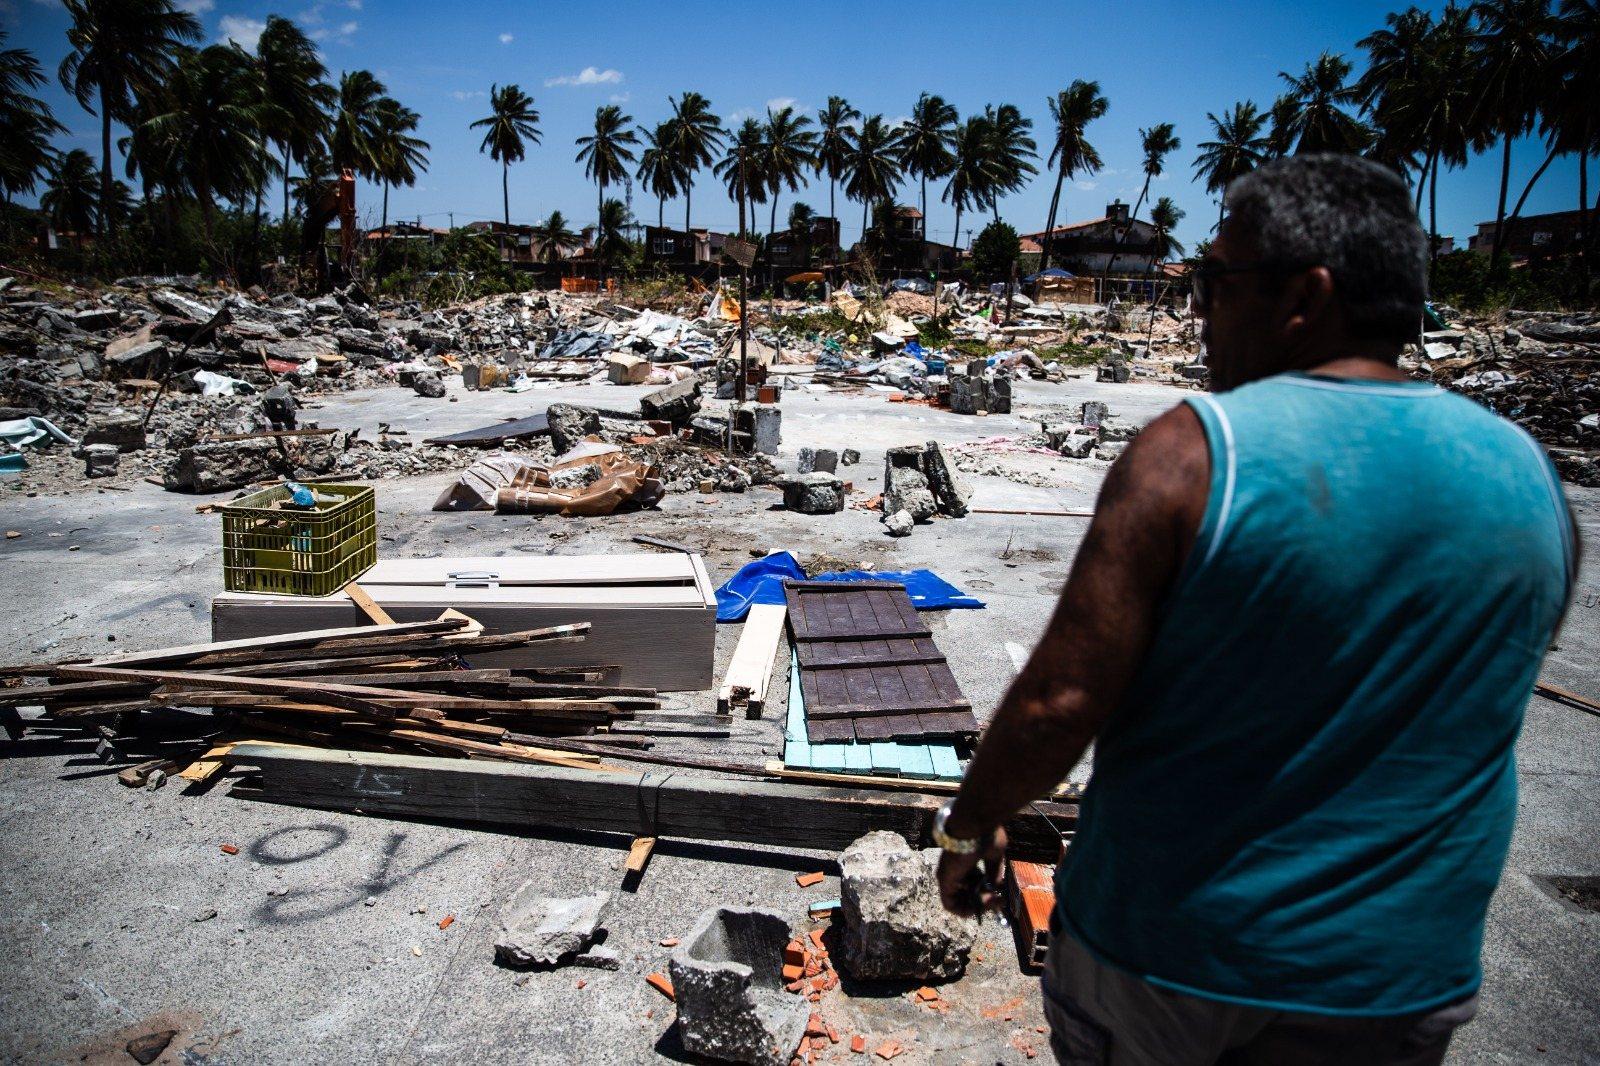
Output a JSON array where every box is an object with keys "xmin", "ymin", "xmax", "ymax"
[
  {"xmin": 1040, "ymin": 81, "xmax": 1108, "ymax": 269},
  {"xmin": 815, "ymin": 96, "xmax": 859, "ymax": 251},
  {"xmin": 841, "ymin": 114, "xmax": 904, "ymax": 245},
  {"xmin": 944, "ymin": 115, "xmax": 998, "ymax": 258},
  {"xmin": 1193, "ymin": 102, "xmax": 1269, "ymax": 232},
  {"xmin": 329, "ymin": 70, "xmax": 387, "ymax": 181},
  {"xmin": 714, "ymin": 117, "xmax": 767, "ymax": 238},
  {"xmin": 788, "ymin": 201, "xmax": 816, "ymax": 237},
  {"xmin": 981, "ymin": 103, "xmax": 1038, "ymax": 222},
  {"xmin": 759, "ymin": 105, "xmax": 817, "ymax": 265},
  {"xmin": 1469, "ymin": 0, "xmax": 1557, "ymax": 268},
  {"xmin": 58, "ymin": 0, "xmax": 201, "ymax": 238},
  {"xmin": 1146, "ymin": 196, "xmax": 1186, "ymax": 274},
  {"xmin": 1276, "ymin": 53, "xmax": 1371, "ymax": 154},
  {"xmin": 372, "ymin": 97, "xmax": 429, "ymax": 242},
  {"xmin": 40, "ymin": 148, "xmax": 100, "ymax": 244},
  {"xmin": 636, "ymin": 120, "xmax": 682, "ymax": 228},
  {"xmin": 252, "ymin": 16, "xmax": 331, "ymax": 239},
  {"xmin": 898, "ymin": 93, "xmax": 958, "ymax": 242},
  {"xmin": 594, "ymin": 197, "xmax": 631, "ymax": 273},
  {"xmin": 575, "ymin": 104, "xmax": 639, "ymax": 249},
  {"xmin": 141, "ymin": 44, "xmax": 271, "ymax": 241},
  {"xmin": 0, "ymin": 31, "xmax": 67, "ymax": 212},
  {"xmin": 471, "ymin": 83, "xmax": 540, "ymax": 230},
  {"xmin": 666, "ymin": 92, "xmax": 723, "ymax": 232},
  {"xmin": 529, "ymin": 210, "xmax": 578, "ymax": 263},
  {"xmin": 1264, "ymin": 94, "xmax": 1300, "ymax": 158},
  {"xmin": 1105, "ymin": 122, "xmax": 1180, "ymax": 276},
  {"xmin": 1552, "ymin": 0, "xmax": 1600, "ymax": 277}
]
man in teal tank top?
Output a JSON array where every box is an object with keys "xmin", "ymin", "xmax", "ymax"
[{"xmin": 931, "ymin": 155, "xmax": 1577, "ymax": 1064}]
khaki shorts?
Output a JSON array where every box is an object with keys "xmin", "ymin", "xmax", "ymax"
[{"xmin": 1041, "ymin": 922, "xmax": 1478, "ymax": 1066}]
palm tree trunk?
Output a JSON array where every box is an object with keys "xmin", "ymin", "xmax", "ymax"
[
  {"xmin": 502, "ymin": 160, "xmax": 510, "ymax": 227},
  {"xmin": 282, "ymin": 143, "xmax": 294, "ymax": 255},
  {"xmin": 1488, "ymin": 133, "xmax": 1513, "ymax": 269},
  {"xmin": 1042, "ymin": 167, "xmax": 1064, "ymax": 270},
  {"xmin": 1217, "ymin": 198, "xmax": 1225, "ymax": 234},
  {"xmin": 1103, "ymin": 178, "xmax": 1151, "ymax": 281},
  {"xmin": 768, "ymin": 194, "xmax": 779, "ymax": 289},
  {"xmin": 684, "ymin": 182, "xmax": 692, "ymax": 232},
  {"xmin": 952, "ymin": 203, "xmax": 963, "ymax": 261},
  {"xmin": 1429, "ymin": 154, "xmax": 1440, "ymax": 281},
  {"xmin": 99, "ymin": 83, "xmax": 114, "ymax": 240},
  {"xmin": 658, "ymin": 195, "xmax": 664, "ymax": 229},
  {"xmin": 381, "ymin": 182, "xmax": 390, "ymax": 255},
  {"xmin": 1580, "ymin": 146, "xmax": 1590, "ymax": 282},
  {"xmin": 1507, "ymin": 144, "xmax": 1559, "ymax": 230}
]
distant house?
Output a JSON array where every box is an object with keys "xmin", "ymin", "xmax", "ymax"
[
  {"xmin": 1020, "ymin": 201, "xmax": 1162, "ymax": 275},
  {"xmin": 1466, "ymin": 208, "xmax": 1585, "ymax": 260},
  {"xmin": 765, "ymin": 216, "xmax": 842, "ymax": 272},
  {"xmin": 853, "ymin": 205, "xmax": 960, "ymax": 274},
  {"xmin": 465, "ymin": 220, "xmax": 538, "ymax": 264},
  {"xmin": 644, "ymin": 226, "xmax": 727, "ymax": 267},
  {"xmin": 364, "ymin": 221, "xmax": 446, "ymax": 244}
]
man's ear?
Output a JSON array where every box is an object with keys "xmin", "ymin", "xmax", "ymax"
[{"xmin": 1277, "ymin": 266, "xmax": 1336, "ymax": 344}]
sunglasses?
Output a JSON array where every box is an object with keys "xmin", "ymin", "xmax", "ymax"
[{"xmin": 1191, "ymin": 260, "xmax": 1291, "ymax": 312}]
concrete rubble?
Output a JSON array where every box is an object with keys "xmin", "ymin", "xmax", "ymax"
[
  {"xmin": 837, "ymin": 831, "xmax": 978, "ymax": 982},
  {"xmin": 669, "ymin": 907, "xmax": 809, "ymax": 1066},
  {"xmin": 493, "ymin": 887, "xmax": 610, "ymax": 967}
]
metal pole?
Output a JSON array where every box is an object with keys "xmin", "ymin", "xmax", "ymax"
[{"xmin": 738, "ymin": 267, "xmax": 749, "ymax": 405}]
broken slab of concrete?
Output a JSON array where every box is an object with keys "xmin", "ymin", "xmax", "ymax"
[
  {"xmin": 882, "ymin": 509, "xmax": 914, "ymax": 537},
  {"xmin": 920, "ymin": 441, "xmax": 970, "ymax": 517},
  {"xmin": 640, "ymin": 376, "xmax": 702, "ymax": 426},
  {"xmin": 546, "ymin": 403, "xmax": 601, "ymax": 454},
  {"xmin": 781, "ymin": 472, "xmax": 845, "ymax": 515},
  {"xmin": 494, "ymin": 886, "xmax": 610, "ymax": 967},
  {"xmin": 80, "ymin": 410, "xmax": 146, "ymax": 452},
  {"xmin": 1079, "ymin": 401, "xmax": 1108, "ymax": 428},
  {"xmin": 83, "ymin": 443, "xmax": 119, "ymax": 478},
  {"xmin": 838, "ymin": 831, "xmax": 977, "ymax": 982},
  {"xmin": 162, "ymin": 438, "xmax": 276, "ymax": 494},
  {"xmin": 669, "ymin": 907, "xmax": 809, "ymax": 1066},
  {"xmin": 883, "ymin": 443, "xmax": 970, "ymax": 520},
  {"xmin": 882, "ymin": 466, "xmax": 936, "ymax": 523},
  {"xmin": 1097, "ymin": 416, "xmax": 1140, "ymax": 443}
]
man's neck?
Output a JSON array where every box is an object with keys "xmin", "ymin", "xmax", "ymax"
[{"xmin": 1291, "ymin": 342, "xmax": 1407, "ymax": 383}]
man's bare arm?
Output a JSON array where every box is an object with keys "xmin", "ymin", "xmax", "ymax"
[{"xmin": 939, "ymin": 403, "xmax": 1210, "ymax": 872}]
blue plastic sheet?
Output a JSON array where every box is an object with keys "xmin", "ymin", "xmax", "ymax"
[{"xmin": 715, "ymin": 552, "xmax": 985, "ymax": 622}]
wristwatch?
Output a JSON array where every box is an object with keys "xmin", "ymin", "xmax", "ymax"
[{"xmin": 932, "ymin": 801, "xmax": 991, "ymax": 854}]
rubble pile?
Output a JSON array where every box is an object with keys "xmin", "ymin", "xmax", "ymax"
[{"xmin": 1410, "ymin": 309, "xmax": 1599, "ymax": 485}]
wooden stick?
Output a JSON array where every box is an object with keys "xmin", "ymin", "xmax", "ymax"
[
  {"xmin": 1535, "ymin": 680, "xmax": 1600, "ymax": 717},
  {"xmin": 343, "ymin": 581, "xmax": 396, "ymax": 625},
  {"xmin": 970, "ymin": 507, "xmax": 1096, "ymax": 518}
]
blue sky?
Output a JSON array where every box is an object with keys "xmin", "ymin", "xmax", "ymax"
[{"xmin": 7, "ymin": 0, "xmax": 1584, "ymax": 256}]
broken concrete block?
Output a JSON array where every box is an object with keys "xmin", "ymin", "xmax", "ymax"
[
  {"xmin": 782, "ymin": 472, "xmax": 844, "ymax": 515},
  {"xmin": 883, "ymin": 465, "xmax": 936, "ymax": 524},
  {"xmin": 494, "ymin": 887, "xmax": 610, "ymax": 967},
  {"xmin": 163, "ymin": 439, "xmax": 276, "ymax": 493},
  {"xmin": 83, "ymin": 443, "xmax": 119, "ymax": 478},
  {"xmin": 838, "ymin": 831, "xmax": 977, "ymax": 982},
  {"xmin": 987, "ymin": 375, "xmax": 1012, "ymax": 414},
  {"xmin": 149, "ymin": 289, "xmax": 217, "ymax": 323},
  {"xmin": 949, "ymin": 375, "xmax": 985, "ymax": 415},
  {"xmin": 1097, "ymin": 359, "xmax": 1131, "ymax": 384},
  {"xmin": 606, "ymin": 353, "xmax": 650, "ymax": 385},
  {"xmin": 1096, "ymin": 417, "xmax": 1140, "ymax": 443},
  {"xmin": 1094, "ymin": 441, "xmax": 1129, "ymax": 462},
  {"xmin": 883, "ymin": 509, "xmax": 914, "ymax": 537},
  {"xmin": 752, "ymin": 405, "xmax": 781, "ymax": 455},
  {"xmin": 411, "ymin": 371, "xmax": 446, "ymax": 398},
  {"xmin": 1078, "ymin": 401, "xmax": 1109, "ymax": 429},
  {"xmin": 105, "ymin": 339, "xmax": 167, "ymax": 369},
  {"xmin": 640, "ymin": 375, "xmax": 702, "ymax": 425},
  {"xmin": 810, "ymin": 449, "xmax": 839, "ymax": 474},
  {"xmin": 921, "ymin": 441, "xmax": 970, "ymax": 518},
  {"xmin": 573, "ymin": 945, "xmax": 621, "ymax": 970},
  {"xmin": 1055, "ymin": 431, "xmax": 1098, "ymax": 459},
  {"xmin": 81, "ymin": 411, "xmax": 146, "ymax": 452},
  {"xmin": 72, "ymin": 307, "xmax": 121, "ymax": 331},
  {"xmin": 669, "ymin": 907, "xmax": 809, "ymax": 1066},
  {"xmin": 546, "ymin": 403, "xmax": 601, "ymax": 454},
  {"xmin": 261, "ymin": 383, "xmax": 298, "ymax": 430},
  {"xmin": 841, "ymin": 448, "xmax": 861, "ymax": 466},
  {"xmin": 796, "ymin": 447, "xmax": 817, "ymax": 474}
]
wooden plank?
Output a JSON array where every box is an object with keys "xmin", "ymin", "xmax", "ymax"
[
  {"xmin": 971, "ymin": 507, "xmax": 1095, "ymax": 517},
  {"xmin": 626, "ymin": 835, "xmax": 657, "ymax": 874},
  {"xmin": 222, "ymin": 743, "xmax": 1077, "ymax": 861},
  {"xmin": 1536, "ymin": 680, "xmax": 1600, "ymax": 716},
  {"xmin": 82, "ymin": 619, "xmax": 465, "ymax": 669},
  {"xmin": 355, "ymin": 554, "xmax": 697, "ymax": 587},
  {"xmin": 343, "ymin": 582, "xmax": 396, "ymax": 625},
  {"xmin": 716, "ymin": 603, "xmax": 787, "ymax": 716}
]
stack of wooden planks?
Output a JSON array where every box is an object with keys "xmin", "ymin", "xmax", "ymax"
[
  {"xmin": 783, "ymin": 580, "xmax": 978, "ymax": 744},
  {"xmin": 0, "ymin": 616, "xmax": 667, "ymax": 769}
]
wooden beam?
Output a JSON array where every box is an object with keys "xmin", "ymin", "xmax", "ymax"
[
  {"xmin": 81, "ymin": 618, "xmax": 466, "ymax": 669},
  {"xmin": 343, "ymin": 582, "xmax": 396, "ymax": 625},
  {"xmin": 763, "ymin": 760, "xmax": 1083, "ymax": 802},
  {"xmin": 1536, "ymin": 680, "xmax": 1600, "ymax": 717},
  {"xmin": 970, "ymin": 507, "xmax": 1095, "ymax": 518},
  {"xmin": 717, "ymin": 603, "xmax": 787, "ymax": 717},
  {"xmin": 222, "ymin": 743, "xmax": 1077, "ymax": 861}
]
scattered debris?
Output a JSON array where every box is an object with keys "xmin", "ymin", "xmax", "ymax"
[
  {"xmin": 838, "ymin": 831, "xmax": 978, "ymax": 981},
  {"xmin": 494, "ymin": 889, "xmax": 610, "ymax": 967}
]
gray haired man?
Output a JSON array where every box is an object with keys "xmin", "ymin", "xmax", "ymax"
[{"xmin": 934, "ymin": 154, "xmax": 1576, "ymax": 1064}]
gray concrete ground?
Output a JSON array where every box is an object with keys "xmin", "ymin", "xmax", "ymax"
[{"xmin": 1, "ymin": 375, "xmax": 1596, "ymax": 1064}]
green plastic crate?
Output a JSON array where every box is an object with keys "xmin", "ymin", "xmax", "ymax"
[{"xmin": 221, "ymin": 482, "xmax": 376, "ymax": 597}]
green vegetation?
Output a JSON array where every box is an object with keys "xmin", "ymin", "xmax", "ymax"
[{"xmin": 971, "ymin": 221, "xmax": 1020, "ymax": 281}]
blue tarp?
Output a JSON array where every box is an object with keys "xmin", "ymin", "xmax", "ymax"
[
  {"xmin": 1022, "ymin": 267, "xmax": 1075, "ymax": 283},
  {"xmin": 715, "ymin": 552, "xmax": 986, "ymax": 622}
]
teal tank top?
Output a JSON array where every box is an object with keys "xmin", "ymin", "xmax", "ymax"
[{"xmin": 1056, "ymin": 371, "xmax": 1575, "ymax": 1015}]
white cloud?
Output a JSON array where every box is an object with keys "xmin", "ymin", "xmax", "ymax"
[
  {"xmin": 498, "ymin": 32, "xmax": 513, "ymax": 44},
  {"xmin": 218, "ymin": 14, "xmax": 267, "ymax": 47},
  {"xmin": 1073, "ymin": 180, "xmax": 1099, "ymax": 192},
  {"xmin": 765, "ymin": 97, "xmax": 799, "ymax": 113},
  {"xmin": 544, "ymin": 66, "xmax": 623, "ymax": 88},
  {"xmin": 609, "ymin": 92, "xmax": 629, "ymax": 104},
  {"xmin": 312, "ymin": 19, "xmax": 358, "ymax": 43},
  {"xmin": 177, "ymin": 0, "xmax": 216, "ymax": 13},
  {"xmin": 452, "ymin": 89, "xmax": 486, "ymax": 101}
]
